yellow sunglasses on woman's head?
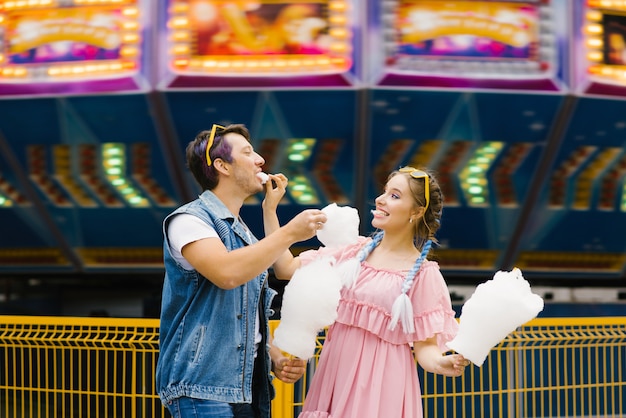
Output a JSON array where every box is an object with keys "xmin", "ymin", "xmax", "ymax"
[{"xmin": 399, "ymin": 166, "xmax": 430, "ymax": 210}]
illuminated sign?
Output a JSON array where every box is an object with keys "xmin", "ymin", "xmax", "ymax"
[
  {"xmin": 0, "ymin": 0, "xmax": 142, "ymax": 82},
  {"xmin": 384, "ymin": 0, "xmax": 555, "ymax": 79},
  {"xmin": 584, "ymin": 0, "xmax": 626, "ymax": 85},
  {"xmin": 166, "ymin": 0, "xmax": 353, "ymax": 76}
]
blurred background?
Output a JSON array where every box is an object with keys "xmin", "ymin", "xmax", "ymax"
[{"xmin": 0, "ymin": 0, "xmax": 625, "ymax": 318}]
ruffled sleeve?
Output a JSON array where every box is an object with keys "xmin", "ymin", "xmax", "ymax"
[{"xmin": 409, "ymin": 261, "xmax": 459, "ymax": 352}]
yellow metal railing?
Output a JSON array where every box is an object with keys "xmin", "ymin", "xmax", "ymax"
[{"xmin": 1, "ymin": 316, "xmax": 625, "ymax": 417}]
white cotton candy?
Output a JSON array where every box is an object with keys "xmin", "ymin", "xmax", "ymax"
[
  {"xmin": 274, "ymin": 203, "xmax": 361, "ymax": 358},
  {"xmin": 273, "ymin": 257, "xmax": 342, "ymax": 360},
  {"xmin": 257, "ymin": 172, "xmax": 269, "ymax": 184},
  {"xmin": 446, "ymin": 268, "xmax": 544, "ymax": 367},
  {"xmin": 316, "ymin": 203, "xmax": 360, "ymax": 248},
  {"xmin": 335, "ymin": 258, "xmax": 361, "ymax": 288}
]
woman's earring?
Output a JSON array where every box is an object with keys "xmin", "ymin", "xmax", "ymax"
[{"xmin": 409, "ymin": 218, "xmax": 413, "ymax": 223}]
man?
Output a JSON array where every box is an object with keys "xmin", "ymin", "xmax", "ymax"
[{"xmin": 156, "ymin": 123, "xmax": 327, "ymax": 417}]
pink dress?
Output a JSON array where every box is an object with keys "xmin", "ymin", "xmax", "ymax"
[{"xmin": 297, "ymin": 238, "xmax": 459, "ymax": 418}]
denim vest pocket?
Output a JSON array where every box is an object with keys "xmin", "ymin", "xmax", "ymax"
[{"xmin": 190, "ymin": 325, "xmax": 206, "ymax": 364}]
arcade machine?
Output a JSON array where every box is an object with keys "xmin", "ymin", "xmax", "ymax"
[
  {"xmin": 511, "ymin": 0, "xmax": 626, "ymax": 280},
  {"xmin": 0, "ymin": 0, "xmax": 175, "ymax": 276},
  {"xmin": 364, "ymin": 0, "xmax": 573, "ymax": 279},
  {"xmin": 157, "ymin": 0, "xmax": 363, "ymax": 240}
]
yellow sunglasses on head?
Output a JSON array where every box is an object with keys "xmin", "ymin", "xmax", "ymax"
[
  {"xmin": 399, "ymin": 166, "xmax": 430, "ymax": 210},
  {"xmin": 205, "ymin": 124, "xmax": 225, "ymax": 167}
]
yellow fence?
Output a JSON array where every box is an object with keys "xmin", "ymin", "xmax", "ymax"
[{"xmin": 1, "ymin": 316, "xmax": 625, "ymax": 418}]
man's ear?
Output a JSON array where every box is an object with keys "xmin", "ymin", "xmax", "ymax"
[{"xmin": 213, "ymin": 158, "xmax": 230, "ymax": 176}]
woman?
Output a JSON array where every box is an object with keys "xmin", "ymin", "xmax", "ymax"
[{"xmin": 263, "ymin": 166, "xmax": 469, "ymax": 418}]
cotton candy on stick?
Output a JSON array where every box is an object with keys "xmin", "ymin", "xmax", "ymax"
[
  {"xmin": 273, "ymin": 257, "xmax": 342, "ymax": 359},
  {"xmin": 273, "ymin": 203, "xmax": 360, "ymax": 359},
  {"xmin": 446, "ymin": 268, "xmax": 544, "ymax": 367},
  {"xmin": 316, "ymin": 203, "xmax": 360, "ymax": 248},
  {"xmin": 316, "ymin": 203, "xmax": 362, "ymax": 287}
]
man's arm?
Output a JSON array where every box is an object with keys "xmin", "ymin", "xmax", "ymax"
[
  {"xmin": 182, "ymin": 205, "xmax": 323, "ymax": 289},
  {"xmin": 181, "ymin": 173, "xmax": 325, "ymax": 289},
  {"xmin": 261, "ymin": 173, "xmax": 321, "ymax": 280}
]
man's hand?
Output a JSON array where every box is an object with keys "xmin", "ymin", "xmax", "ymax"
[
  {"xmin": 270, "ymin": 351, "xmax": 306, "ymax": 383},
  {"xmin": 262, "ymin": 173, "xmax": 288, "ymax": 212}
]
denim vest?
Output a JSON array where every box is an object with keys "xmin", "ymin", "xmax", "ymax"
[{"xmin": 156, "ymin": 190, "xmax": 276, "ymax": 415}]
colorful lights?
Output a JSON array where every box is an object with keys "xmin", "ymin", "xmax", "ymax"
[
  {"xmin": 25, "ymin": 143, "xmax": 169, "ymax": 208},
  {"xmin": 131, "ymin": 143, "xmax": 176, "ymax": 207},
  {"xmin": 549, "ymin": 146, "xmax": 597, "ymax": 208},
  {"xmin": 459, "ymin": 142, "xmax": 503, "ymax": 206},
  {"xmin": 54, "ymin": 144, "xmax": 98, "ymax": 207},
  {"xmin": 313, "ymin": 139, "xmax": 348, "ymax": 204},
  {"xmin": 492, "ymin": 143, "xmax": 533, "ymax": 207},
  {"xmin": 102, "ymin": 143, "xmax": 149, "ymax": 207},
  {"xmin": 283, "ymin": 138, "xmax": 319, "ymax": 204},
  {"xmin": 167, "ymin": 0, "xmax": 353, "ymax": 76},
  {"xmin": 585, "ymin": 1, "xmax": 626, "ymax": 83},
  {"xmin": 433, "ymin": 141, "xmax": 473, "ymax": 206},
  {"xmin": 384, "ymin": 0, "xmax": 554, "ymax": 79},
  {"xmin": 0, "ymin": 0, "xmax": 142, "ymax": 82},
  {"xmin": 289, "ymin": 174, "xmax": 319, "ymax": 204},
  {"xmin": 0, "ymin": 184, "xmax": 12, "ymax": 206},
  {"xmin": 572, "ymin": 147, "xmax": 621, "ymax": 210},
  {"xmin": 0, "ymin": 171, "xmax": 27, "ymax": 206},
  {"xmin": 597, "ymin": 154, "xmax": 626, "ymax": 211},
  {"xmin": 587, "ymin": 0, "xmax": 626, "ymax": 10}
]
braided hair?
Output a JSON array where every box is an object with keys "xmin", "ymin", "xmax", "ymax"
[{"xmin": 358, "ymin": 168, "xmax": 444, "ymax": 333}]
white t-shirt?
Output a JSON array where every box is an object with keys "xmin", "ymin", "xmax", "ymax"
[
  {"xmin": 167, "ymin": 214, "xmax": 219, "ymax": 270},
  {"xmin": 167, "ymin": 213, "xmax": 262, "ymax": 355}
]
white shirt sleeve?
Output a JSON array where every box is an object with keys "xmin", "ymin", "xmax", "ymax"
[{"xmin": 167, "ymin": 213, "xmax": 219, "ymax": 270}]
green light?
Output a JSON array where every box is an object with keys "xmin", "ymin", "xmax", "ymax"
[
  {"xmin": 102, "ymin": 142, "xmax": 150, "ymax": 207},
  {"xmin": 458, "ymin": 141, "xmax": 503, "ymax": 207},
  {"xmin": 291, "ymin": 143, "xmax": 308, "ymax": 151},
  {"xmin": 103, "ymin": 147, "xmax": 122, "ymax": 156},
  {"xmin": 106, "ymin": 157, "xmax": 123, "ymax": 166},
  {"xmin": 106, "ymin": 167, "xmax": 122, "ymax": 176},
  {"xmin": 468, "ymin": 185, "xmax": 483, "ymax": 194},
  {"xmin": 282, "ymin": 138, "xmax": 318, "ymax": 204}
]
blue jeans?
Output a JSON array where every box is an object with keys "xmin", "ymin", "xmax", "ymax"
[{"xmin": 167, "ymin": 397, "xmax": 257, "ymax": 418}]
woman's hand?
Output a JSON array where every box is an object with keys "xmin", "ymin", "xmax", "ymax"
[
  {"xmin": 414, "ymin": 336, "xmax": 470, "ymax": 377},
  {"xmin": 435, "ymin": 353, "xmax": 471, "ymax": 377}
]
